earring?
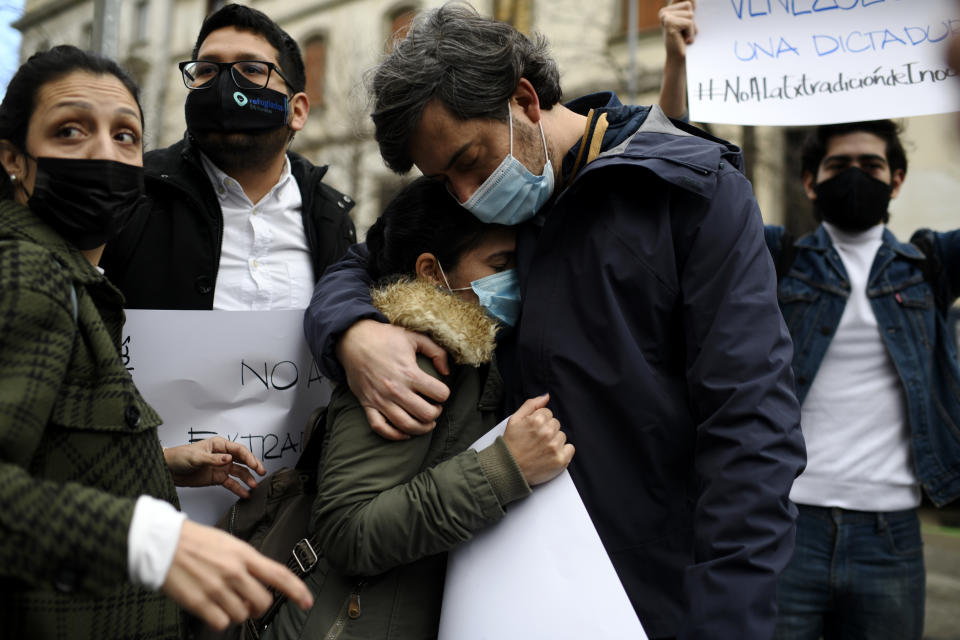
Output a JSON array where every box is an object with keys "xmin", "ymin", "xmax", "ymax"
[{"xmin": 8, "ymin": 174, "xmax": 15, "ymax": 182}]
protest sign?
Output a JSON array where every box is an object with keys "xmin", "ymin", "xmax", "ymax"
[
  {"xmin": 124, "ymin": 310, "xmax": 330, "ymax": 525},
  {"xmin": 687, "ymin": 0, "xmax": 960, "ymax": 125},
  {"xmin": 439, "ymin": 419, "xmax": 647, "ymax": 640}
]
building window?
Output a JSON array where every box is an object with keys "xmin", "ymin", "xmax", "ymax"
[
  {"xmin": 618, "ymin": 0, "xmax": 662, "ymax": 36},
  {"xmin": 494, "ymin": 0, "xmax": 533, "ymax": 33},
  {"xmin": 304, "ymin": 35, "xmax": 326, "ymax": 109},
  {"xmin": 386, "ymin": 5, "xmax": 416, "ymax": 48},
  {"xmin": 134, "ymin": 0, "xmax": 150, "ymax": 43}
]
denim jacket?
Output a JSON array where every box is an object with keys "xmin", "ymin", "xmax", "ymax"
[{"xmin": 765, "ymin": 223, "xmax": 960, "ymax": 506}]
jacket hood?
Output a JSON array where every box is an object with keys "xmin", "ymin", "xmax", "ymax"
[
  {"xmin": 566, "ymin": 93, "xmax": 745, "ymax": 201},
  {"xmin": 371, "ymin": 278, "xmax": 498, "ymax": 366}
]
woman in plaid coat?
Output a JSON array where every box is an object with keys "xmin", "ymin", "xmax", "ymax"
[{"xmin": 0, "ymin": 46, "xmax": 312, "ymax": 639}]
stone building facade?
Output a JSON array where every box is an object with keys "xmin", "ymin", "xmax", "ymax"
[{"xmin": 13, "ymin": 0, "xmax": 960, "ymax": 238}]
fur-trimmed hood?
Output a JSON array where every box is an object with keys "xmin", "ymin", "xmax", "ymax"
[{"xmin": 371, "ymin": 278, "xmax": 498, "ymax": 366}]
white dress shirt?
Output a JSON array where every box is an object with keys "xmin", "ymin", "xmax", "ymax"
[
  {"xmin": 125, "ymin": 154, "xmax": 317, "ymax": 590},
  {"xmin": 200, "ymin": 153, "xmax": 315, "ymax": 310}
]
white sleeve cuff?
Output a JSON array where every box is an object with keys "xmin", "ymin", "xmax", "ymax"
[{"xmin": 127, "ymin": 495, "xmax": 187, "ymax": 591}]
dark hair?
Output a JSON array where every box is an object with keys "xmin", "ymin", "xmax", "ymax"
[
  {"xmin": 366, "ymin": 177, "xmax": 508, "ymax": 281},
  {"xmin": 193, "ymin": 4, "xmax": 306, "ymax": 94},
  {"xmin": 800, "ymin": 120, "xmax": 908, "ymax": 178},
  {"xmin": 0, "ymin": 45, "xmax": 142, "ymax": 200},
  {"xmin": 371, "ymin": 1, "xmax": 561, "ymax": 174}
]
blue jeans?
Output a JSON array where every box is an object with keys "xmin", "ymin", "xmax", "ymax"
[{"xmin": 774, "ymin": 504, "xmax": 925, "ymax": 640}]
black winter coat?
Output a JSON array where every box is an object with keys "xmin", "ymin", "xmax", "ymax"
[{"xmin": 101, "ymin": 135, "xmax": 356, "ymax": 309}]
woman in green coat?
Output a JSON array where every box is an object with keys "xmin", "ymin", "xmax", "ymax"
[
  {"xmin": 266, "ymin": 178, "xmax": 574, "ymax": 639},
  {"xmin": 0, "ymin": 46, "xmax": 312, "ymax": 639}
]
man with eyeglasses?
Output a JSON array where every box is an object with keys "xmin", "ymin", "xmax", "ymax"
[{"xmin": 102, "ymin": 3, "xmax": 356, "ymax": 311}]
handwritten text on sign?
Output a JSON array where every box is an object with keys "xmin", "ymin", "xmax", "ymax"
[
  {"xmin": 687, "ymin": 0, "xmax": 960, "ymax": 125},
  {"xmin": 124, "ymin": 310, "xmax": 331, "ymax": 525}
]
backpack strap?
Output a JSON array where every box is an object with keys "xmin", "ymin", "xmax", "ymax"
[
  {"xmin": 775, "ymin": 230, "xmax": 798, "ymax": 282},
  {"xmin": 295, "ymin": 405, "xmax": 327, "ymax": 472},
  {"xmin": 909, "ymin": 228, "xmax": 947, "ymax": 312}
]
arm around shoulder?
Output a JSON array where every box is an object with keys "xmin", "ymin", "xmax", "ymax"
[
  {"xmin": 310, "ymin": 364, "xmax": 527, "ymax": 577},
  {"xmin": 303, "ymin": 243, "xmax": 384, "ymax": 381}
]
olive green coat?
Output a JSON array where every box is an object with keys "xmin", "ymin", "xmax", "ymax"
[
  {"xmin": 265, "ymin": 279, "xmax": 531, "ymax": 640},
  {"xmin": 0, "ymin": 200, "xmax": 182, "ymax": 639}
]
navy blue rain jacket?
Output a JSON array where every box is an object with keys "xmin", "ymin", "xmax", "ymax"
[{"xmin": 304, "ymin": 94, "xmax": 805, "ymax": 639}]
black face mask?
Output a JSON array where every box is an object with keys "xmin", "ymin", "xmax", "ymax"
[
  {"xmin": 814, "ymin": 167, "xmax": 893, "ymax": 232},
  {"xmin": 185, "ymin": 71, "xmax": 289, "ymax": 134},
  {"xmin": 26, "ymin": 157, "xmax": 145, "ymax": 250}
]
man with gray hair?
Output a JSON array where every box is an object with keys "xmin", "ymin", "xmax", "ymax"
[{"xmin": 304, "ymin": 3, "xmax": 805, "ymax": 638}]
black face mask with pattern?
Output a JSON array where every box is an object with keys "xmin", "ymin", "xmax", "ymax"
[
  {"xmin": 185, "ymin": 71, "xmax": 288, "ymax": 133},
  {"xmin": 26, "ymin": 156, "xmax": 145, "ymax": 250},
  {"xmin": 813, "ymin": 167, "xmax": 892, "ymax": 232}
]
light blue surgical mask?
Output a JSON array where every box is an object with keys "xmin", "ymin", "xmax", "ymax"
[
  {"xmin": 438, "ymin": 264, "xmax": 522, "ymax": 327},
  {"xmin": 458, "ymin": 104, "xmax": 554, "ymax": 226}
]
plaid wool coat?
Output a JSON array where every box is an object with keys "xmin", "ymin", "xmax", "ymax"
[{"xmin": 0, "ymin": 199, "xmax": 183, "ymax": 639}]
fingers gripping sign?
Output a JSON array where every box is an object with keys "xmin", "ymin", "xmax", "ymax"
[
  {"xmin": 660, "ymin": 0, "xmax": 698, "ymax": 57},
  {"xmin": 163, "ymin": 436, "xmax": 267, "ymax": 499},
  {"xmin": 503, "ymin": 394, "xmax": 575, "ymax": 486}
]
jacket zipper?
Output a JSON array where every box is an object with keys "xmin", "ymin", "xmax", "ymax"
[{"xmin": 324, "ymin": 580, "xmax": 365, "ymax": 640}]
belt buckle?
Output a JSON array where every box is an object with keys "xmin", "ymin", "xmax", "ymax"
[{"xmin": 292, "ymin": 538, "xmax": 318, "ymax": 574}]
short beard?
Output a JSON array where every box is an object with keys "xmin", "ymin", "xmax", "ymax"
[
  {"xmin": 192, "ymin": 127, "xmax": 291, "ymax": 173},
  {"xmin": 512, "ymin": 115, "xmax": 549, "ymax": 176}
]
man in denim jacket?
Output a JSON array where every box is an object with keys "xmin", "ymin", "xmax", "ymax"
[{"xmin": 764, "ymin": 120, "xmax": 960, "ymax": 640}]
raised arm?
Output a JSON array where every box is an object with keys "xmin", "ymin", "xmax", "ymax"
[
  {"xmin": 658, "ymin": 0, "xmax": 697, "ymax": 120},
  {"xmin": 304, "ymin": 244, "xmax": 451, "ymax": 439}
]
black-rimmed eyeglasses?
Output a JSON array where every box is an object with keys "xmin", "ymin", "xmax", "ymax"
[{"xmin": 178, "ymin": 60, "xmax": 295, "ymax": 91}]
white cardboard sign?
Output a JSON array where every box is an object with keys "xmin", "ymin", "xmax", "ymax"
[
  {"xmin": 687, "ymin": 0, "xmax": 960, "ymax": 125},
  {"xmin": 439, "ymin": 419, "xmax": 648, "ymax": 640},
  {"xmin": 123, "ymin": 310, "xmax": 331, "ymax": 525}
]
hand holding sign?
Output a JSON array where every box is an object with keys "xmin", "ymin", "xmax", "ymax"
[
  {"xmin": 164, "ymin": 436, "xmax": 267, "ymax": 499},
  {"xmin": 503, "ymin": 394, "xmax": 575, "ymax": 486}
]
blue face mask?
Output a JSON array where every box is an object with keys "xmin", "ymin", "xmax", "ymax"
[
  {"xmin": 459, "ymin": 104, "xmax": 554, "ymax": 226},
  {"xmin": 439, "ymin": 264, "xmax": 522, "ymax": 327}
]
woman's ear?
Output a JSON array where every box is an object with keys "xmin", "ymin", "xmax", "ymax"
[
  {"xmin": 0, "ymin": 140, "xmax": 25, "ymax": 179},
  {"xmin": 415, "ymin": 252, "xmax": 444, "ymax": 286}
]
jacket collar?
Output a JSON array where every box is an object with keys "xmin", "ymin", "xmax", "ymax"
[
  {"xmin": 566, "ymin": 94, "xmax": 744, "ymax": 200},
  {"xmin": 371, "ymin": 278, "xmax": 498, "ymax": 366},
  {"xmin": 799, "ymin": 223, "xmax": 924, "ymax": 261},
  {"xmin": 0, "ymin": 199, "xmax": 105, "ymax": 285}
]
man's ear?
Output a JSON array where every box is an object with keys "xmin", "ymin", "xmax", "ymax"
[
  {"xmin": 288, "ymin": 91, "xmax": 309, "ymax": 132},
  {"xmin": 415, "ymin": 252, "xmax": 443, "ymax": 286},
  {"xmin": 889, "ymin": 168, "xmax": 906, "ymax": 199},
  {"xmin": 511, "ymin": 78, "xmax": 542, "ymax": 124},
  {"xmin": 802, "ymin": 170, "xmax": 818, "ymax": 201}
]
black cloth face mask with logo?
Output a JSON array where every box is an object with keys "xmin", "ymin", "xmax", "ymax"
[
  {"xmin": 185, "ymin": 71, "xmax": 289, "ymax": 133},
  {"xmin": 814, "ymin": 166, "xmax": 893, "ymax": 232},
  {"xmin": 26, "ymin": 156, "xmax": 146, "ymax": 251}
]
